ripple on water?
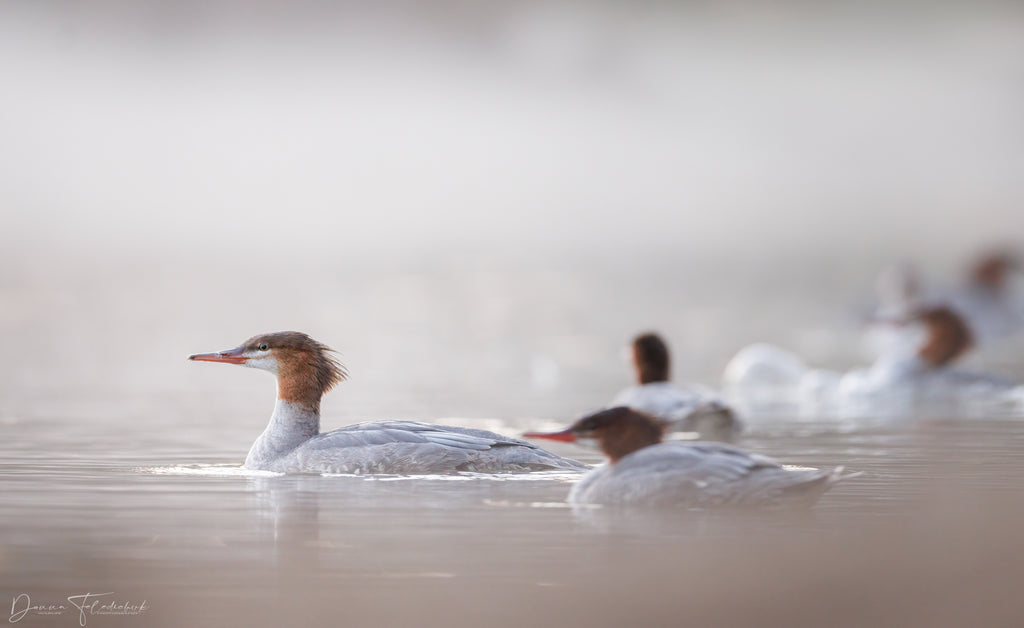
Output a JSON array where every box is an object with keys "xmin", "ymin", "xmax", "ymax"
[
  {"xmin": 137, "ymin": 464, "xmax": 283, "ymax": 478},
  {"xmin": 138, "ymin": 465, "xmax": 584, "ymax": 483}
]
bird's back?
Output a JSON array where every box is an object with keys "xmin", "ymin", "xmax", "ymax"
[
  {"xmin": 259, "ymin": 420, "xmax": 589, "ymax": 474},
  {"xmin": 569, "ymin": 442, "xmax": 842, "ymax": 507}
]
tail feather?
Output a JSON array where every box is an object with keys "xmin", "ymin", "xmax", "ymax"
[{"xmin": 780, "ymin": 466, "xmax": 858, "ymax": 507}]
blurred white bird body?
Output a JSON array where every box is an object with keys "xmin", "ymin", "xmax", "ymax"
[
  {"xmin": 618, "ymin": 332, "xmax": 741, "ymax": 441},
  {"xmin": 724, "ymin": 308, "xmax": 1019, "ymax": 417},
  {"xmin": 612, "ymin": 382, "xmax": 741, "ymax": 442},
  {"xmin": 570, "ymin": 442, "xmax": 845, "ymax": 507}
]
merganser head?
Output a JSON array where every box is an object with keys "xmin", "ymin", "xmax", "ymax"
[
  {"xmin": 189, "ymin": 332, "xmax": 347, "ymax": 405},
  {"xmin": 632, "ymin": 332, "xmax": 670, "ymax": 385},
  {"xmin": 970, "ymin": 250, "xmax": 1019, "ymax": 291},
  {"xmin": 914, "ymin": 306, "xmax": 973, "ymax": 368},
  {"xmin": 524, "ymin": 407, "xmax": 665, "ymax": 463}
]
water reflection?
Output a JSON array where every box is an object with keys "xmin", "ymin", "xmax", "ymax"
[{"xmin": 2, "ymin": 414, "xmax": 1023, "ymax": 626}]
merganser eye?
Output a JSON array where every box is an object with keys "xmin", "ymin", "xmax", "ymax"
[{"xmin": 258, "ymin": 343, "xmax": 269, "ymax": 351}]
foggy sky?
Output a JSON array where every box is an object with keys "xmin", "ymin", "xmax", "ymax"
[{"xmin": 2, "ymin": 1, "xmax": 1023, "ymax": 268}]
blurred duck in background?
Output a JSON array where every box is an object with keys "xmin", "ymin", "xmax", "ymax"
[
  {"xmin": 862, "ymin": 262, "xmax": 925, "ymax": 361},
  {"xmin": 947, "ymin": 249, "xmax": 1023, "ymax": 346},
  {"xmin": 524, "ymin": 407, "xmax": 851, "ymax": 507},
  {"xmin": 863, "ymin": 249, "xmax": 1022, "ymax": 361},
  {"xmin": 725, "ymin": 306, "xmax": 1021, "ymax": 418},
  {"xmin": 611, "ymin": 333, "xmax": 742, "ymax": 442}
]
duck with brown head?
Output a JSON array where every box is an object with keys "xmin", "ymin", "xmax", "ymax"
[
  {"xmin": 844, "ymin": 304, "xmax": 976, "ymax": 391},
  {"xmin": 915, "ymin": 306, "xmax": 973, "ymax": 369},
  {"xmin": 970, "ymin": 251, "xmax": 1018, "ymax": 294},
  {"xmin": 726, "ymin": 303, "xmax": 1019, "ymax": 416},
  {"xmin": 190, "ymin": 332, "xmax": 588, "ymax": 474},
  {"xmin": 611, "ymin": 333, "xmax": 741, "ymax": 442},
  {"xmin": 525, "ymin": 407, "xmax": 852, "ymax": 507}
]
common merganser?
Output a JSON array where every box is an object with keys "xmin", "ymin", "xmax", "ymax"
[
  {"xmin": 726, "ymin": 306, "xmax": 1018, "ymax": 416},
  {"xmin": 863, "ymin": 251, "xmax": 1024, "ymax": 361},
  {"xmin": 524, "ymin": 407, "xmax": 850, "ymax": 507},
  {"xmin": 189, "ymin": 332, "xmax": 588, "ymax": 474},
  {"xmin": 611, "ymin": 333, "xmax": 741, "ymax": 442}
]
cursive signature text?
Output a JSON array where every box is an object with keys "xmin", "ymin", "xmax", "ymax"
[
  {"xmin": 10, "ymin": 594, "xmax": 66, "ymax": 623},
  {"xmin": 10, "ymin": 593, "xmax": 147, "ymax": 626}
]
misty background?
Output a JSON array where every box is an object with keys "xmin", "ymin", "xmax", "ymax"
[
  {"xmin": 1, "ymin": 1, "xmax": 1023, "ymax": 425},
  {"xmin": 4, "ymin": 5, "xmax": 1024, "ymax": 627}
]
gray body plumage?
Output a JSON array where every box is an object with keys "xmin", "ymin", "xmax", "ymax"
[
  {"xmin": 245, "ymin": 407, "xmax": 588, "ymax": 474},
  {"xmin": 191, "ymin": 333, "xmax": 588, "ymax": 475},
  {"xmin": 568, "ymin": 441, "xmax": 845, "ymax": 507}
]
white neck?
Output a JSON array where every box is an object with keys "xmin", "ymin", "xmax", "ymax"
[{"xmin": 244, "ymin": 399, "xmax": 321, "ymax": 469}]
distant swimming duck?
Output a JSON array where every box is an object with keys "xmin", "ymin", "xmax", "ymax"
[
  {"xmin": 189, "ymin": 332, "xmax": 587, "ymax": 474},
  {"xmin": 525, "ymin": 407, "xmax": 850, "ymax": 507},
  {"xmin": 611, "ymin": 333, "xmax": 741, "ymax": 442},
  {"xmin": 725, "ymin": 306, "xmax": 1018, "ymax": 416}
]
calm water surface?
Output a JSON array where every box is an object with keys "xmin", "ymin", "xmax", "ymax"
[
  {"xmin": 4, "ymin": 3, "xmax": 1024, "ymax": 624},
  {"xmin": 3, "ymin": 261, "xmax": 1024, "ymax": 627}
]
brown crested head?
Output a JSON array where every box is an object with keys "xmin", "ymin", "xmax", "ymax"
[
  {"xmin": 970, "ymin": 251, "xmax": 1019, "ymax": 290},
  {"xmin": 190, "ymin": 331, "xmax": 347, "ymax": 405},
  {"xmin": 245, "ymin": 332, "xmax": 346, "ymax": 404},
  {"xmin": 915, "ymin": 307, "xmax": 973, "ymax": 368},
  {"xmin": 560, "ymin": 407, "xmax": 666, "ymax": 463},
  {"xmin": 632, "ymin": 332, "xmax": 670, "ymax": 384}
]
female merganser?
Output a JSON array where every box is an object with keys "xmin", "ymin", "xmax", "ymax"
[
  {"xmin": 524, "ymin": 407, "xmax": 849, "ymax": 507},
  {"xmin": 189, "ymin": 332, "xmax": 588, "ymax": 474},
  {"xmin": 862, "ymin": 251, "xmax": 1024, "ymax": 361},
  {"xmin": 725, "ymin": 306, "xmax": 1019, "ymax": 417},
  {"xmin": 611, "ymin": 333, "xmax": 741, "ymax": 442}
]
